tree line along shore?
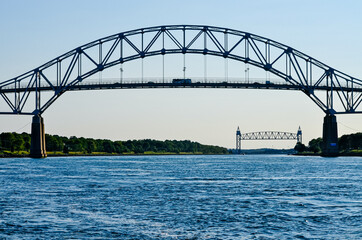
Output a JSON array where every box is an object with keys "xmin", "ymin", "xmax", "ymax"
[
  {"xmin": 294, "ymin": 132, "xmax": 362, "ymax": 156},
  {"xmin": 0, "ymin": 132, "xmax": 228, "ymax": 157},
  {"xmin": 1, "ymin": 132, "xmax": 361, "ymax": 157}
]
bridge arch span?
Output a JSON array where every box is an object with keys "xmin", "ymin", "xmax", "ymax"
[
  {"xmin": 1, "ymin": 25, "xmax": 361, "ymax": 116},
  {"xmin": 1, "ymin": 25, "xmax": 362, "ymax": 157}
]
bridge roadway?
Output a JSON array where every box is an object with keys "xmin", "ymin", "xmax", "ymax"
[{"xmin": 2, "ymin": 79, "xmax": 361, "ymax": 93}]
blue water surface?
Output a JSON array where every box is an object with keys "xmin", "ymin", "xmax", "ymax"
[{"xmin": 0, "ymin": 155, "xmax": 361, "ymax": 239}]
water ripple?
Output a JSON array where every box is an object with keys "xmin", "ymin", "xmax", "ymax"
[{"xmin": 0, "ymin": 155, "xmax": 361, "ymax": 239}]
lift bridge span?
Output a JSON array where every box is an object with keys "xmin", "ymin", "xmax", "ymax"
[
  {"xmin": 235, "ymin": 127, "xmax": 302, "ymax": 154},
  {"xmin": 1, "ymin": 25, "xmax": 362, "ymax": 157}
]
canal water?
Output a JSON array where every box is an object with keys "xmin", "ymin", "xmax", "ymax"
[{"xmin": 0, "ymin": 155, "xmax": 361, "ymax": 239}]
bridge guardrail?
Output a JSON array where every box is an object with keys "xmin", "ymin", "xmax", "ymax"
[{"xmin": 3, "ymin": 77, "xmax": 361, "ymax": 91}]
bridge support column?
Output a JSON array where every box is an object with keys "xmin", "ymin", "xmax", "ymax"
[
  {"xmin": 30, "ymin": 115, "xmax": 47, "ymax": 158},
  {"xmin": 322, "ymin": 114, "xmax": 339, "ymax": 157}
]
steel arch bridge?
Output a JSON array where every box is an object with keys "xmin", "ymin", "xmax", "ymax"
[
  {"xmin": 1, "ymin": 24, "xmax": 361, "ymax": 157},
  {"xmin": 0, "ymin": 25, "xmax": 362, "ymax": 115}
]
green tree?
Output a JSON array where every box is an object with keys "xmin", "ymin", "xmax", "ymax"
[
  {"xmin": 63, "ymin": 145, "xmax": 69, "ymax": 154},
  {"xmin": 21, "ymin": 132, "xmax": 31, "ymax": 152},
  {"xmin": 67, "ymin": 136, "xmax": 85, "ymax": 152},
  {"xmin": 103, "ymin": 140, "xmax": 115, "ymax": 153},
  {"xmin": 1, "ymin": 132, "xmax": 16, "ymax": 151},
  {"xmin": 308, "ymin": 138, "xmax": 323, "ymax": 153},
  {"xmin": 134, "ymin": 145, "xmax": 143, "ymax": 154},
  {"xmin": 13, "ymin": 134, "xmax": 25, "ymax": 151},
  {"xmin": 86, "ymin": 139, "xmax": 96, "ymax": 153},
  {"xmin": 114, "ymin": 141, "xmax": 128, "ymax": 153},
  {"xmin": 339, "ymin": 133, "xmax": 362, "ymax": 151},
  {"xmin": 46, "ymin": 134, "xmax": 62, "ymax": 151},
  {"xmin": 294, "ymin": 142, "xmax": 307, "ymax": 153}
]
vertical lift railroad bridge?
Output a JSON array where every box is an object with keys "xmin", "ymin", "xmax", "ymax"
[
  {"xmin": 0, "ymin": 25, "xmax": 361, "ymax": 157},
  {"xmin": 235, "ymin": 126, "xmax": 302, "ymax": 153}
]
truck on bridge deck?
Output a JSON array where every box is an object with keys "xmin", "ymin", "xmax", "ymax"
[{"xmin": 172, "ymin": 78, "xmax": 192, "ymax": 84}]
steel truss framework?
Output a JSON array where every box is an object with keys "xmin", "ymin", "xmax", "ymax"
[
  {"xmin": 240, "ymin": 131, "xmax": 300, "ymax": 141},
  {"xmin": 1, "ymin": 25, "xmax": 362, "ymax": 115}
]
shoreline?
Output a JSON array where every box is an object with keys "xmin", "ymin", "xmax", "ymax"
[
  {"xmin": 0, "ymin": 152, "xmax": 228, "ymax": 158},
  {"xmin": 1, "ymin": 152, "xmax": 361, "ymax": 158},
  {"xmin": 293, "ymin": 152, "xmax": 362, "ymax": 157}
]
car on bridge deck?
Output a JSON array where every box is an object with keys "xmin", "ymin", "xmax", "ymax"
[{"xmin": 172, "ymin": 78, "xmax": 192, "ymax": 84}]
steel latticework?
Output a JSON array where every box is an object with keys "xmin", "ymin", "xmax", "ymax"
[
  {"xmin": 235, "ymin": 127, "xmax": 302, "ymax": 153},
  {"xmin": 240, "ymin": 131, "xmax": 301, "ymax": 141},
  {"xmin": 0, "ymin": 25, "xmax": 362, "ymax": 115}
]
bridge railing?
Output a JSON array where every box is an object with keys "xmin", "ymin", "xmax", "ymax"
[
  {"xmin": 0, "ymin": 77, "xmax": 291, "ymax": 89},
  {"xmin": 3, "ymin": 77, "xmax": 361, "ymax": 91}
]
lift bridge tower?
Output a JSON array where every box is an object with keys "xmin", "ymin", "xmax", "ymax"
[
  {"xmin": 236, "ymin": 127, "xmax": 242, "ymax": 154},
  {"xmin": 236, "ymin": 126, "xmax": 302, "ymax": 153}
]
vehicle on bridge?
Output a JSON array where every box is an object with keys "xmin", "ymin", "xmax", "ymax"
[{"xmin": 172, "ymin": 78, "xmax": 192, "ymax": 84}]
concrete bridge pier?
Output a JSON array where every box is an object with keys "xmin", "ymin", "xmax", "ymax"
[
  {"xmin": 322, "ymin": 114, "xmax": 339, "ymax": 157},
  {"xmin": 30, "ymin": 114, "xmax": 47, "ymax": 158}
]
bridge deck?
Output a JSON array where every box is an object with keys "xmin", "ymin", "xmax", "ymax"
[{"xmin": 1, "ymin": 81, "xmax": 361, "ymax": 93}]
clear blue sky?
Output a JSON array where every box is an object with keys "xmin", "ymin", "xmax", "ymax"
[{"xmin": 0, "ymin": 0, "xmax": 361, "ymax": 149}]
